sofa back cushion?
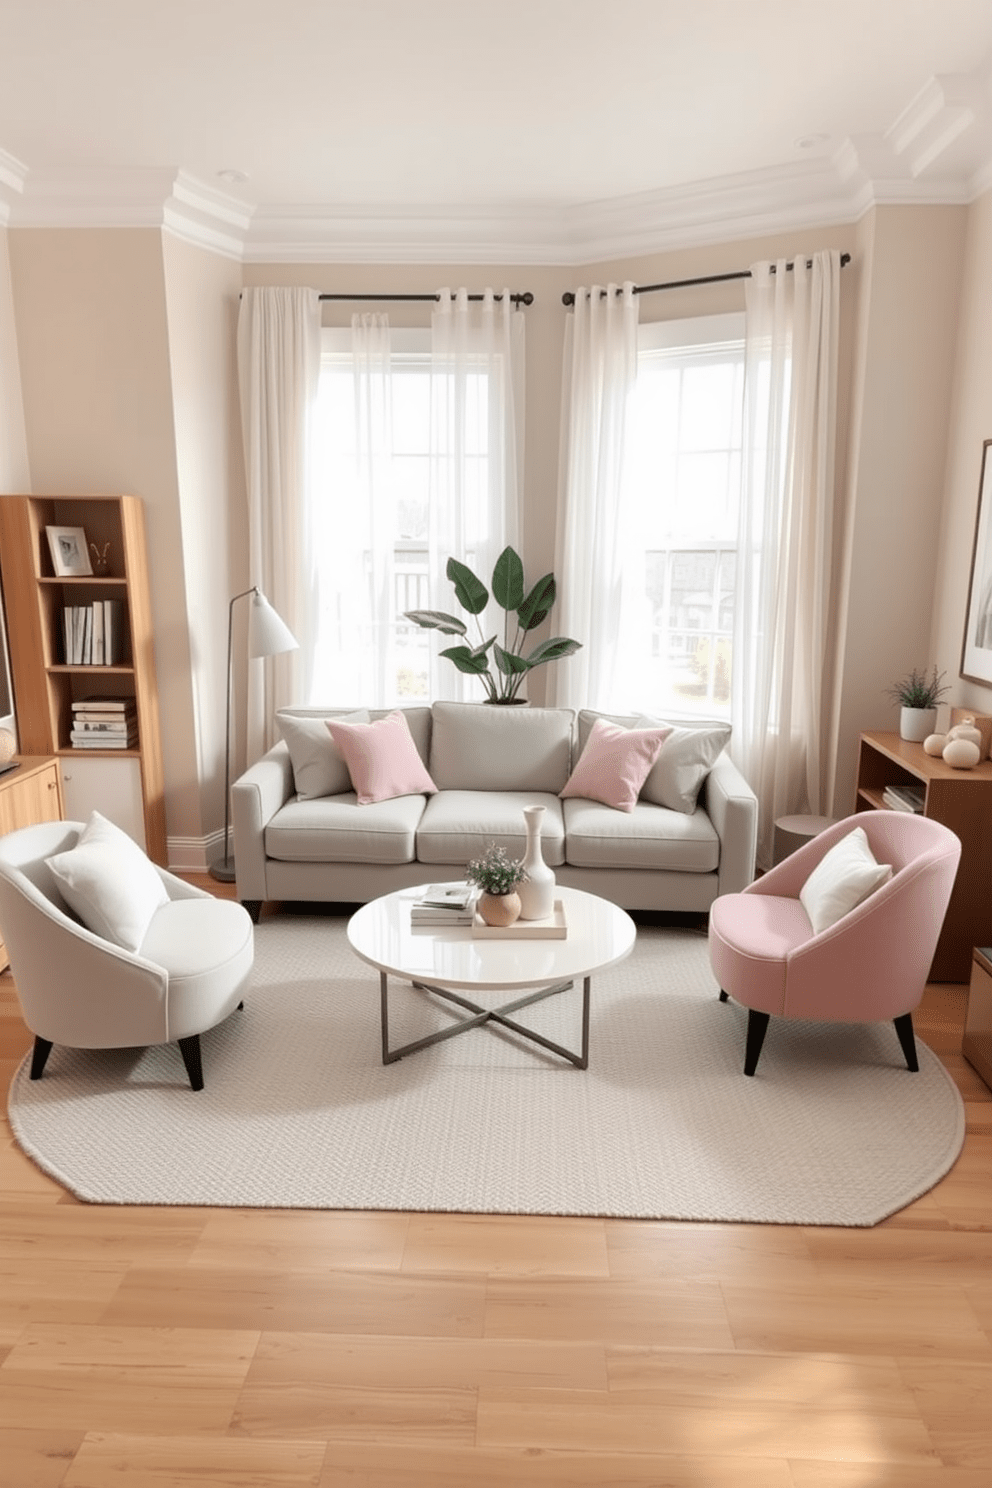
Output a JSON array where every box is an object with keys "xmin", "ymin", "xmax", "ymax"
[
  {"xmin": 277, "ymin": 706, "xmax": 432, "ymax": 798},
  {"xmin": 577, "ymin": 709, "xmax": 731, "ymax": 815},
  {"xmin": 429, "ymin": 701, "xmax": 574, "ymax": 792},
  {"xmin": 277, "ymin": 709, "xmax": 370, "ymax": 799}
]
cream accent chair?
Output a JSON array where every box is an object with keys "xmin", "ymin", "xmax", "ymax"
[{"xmin": 0, "ymin": 820, "xmax": 254, "ymax": 1091}]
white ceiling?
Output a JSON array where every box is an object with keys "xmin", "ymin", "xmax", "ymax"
[{"xmin": 3, "ymin": 0, "xmax": 992, "ymax": 262}]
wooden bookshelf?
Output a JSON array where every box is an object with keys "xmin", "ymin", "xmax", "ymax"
[
  {"xmin": 0, "ymin": 495, "xmax": 165, "ymax": 863},
  {"xmin": 856, "ymin": 729, "xmax": 992, "ymax": 981}
]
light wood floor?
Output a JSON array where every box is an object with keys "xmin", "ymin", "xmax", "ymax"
[{"xmin": 1, "ymin": 880, "xmax": 990, "ymax": 1487}]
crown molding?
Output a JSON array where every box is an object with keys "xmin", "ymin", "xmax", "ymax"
[
  {"xmin": 3, "ymin": 66, "xmax": 992, "ymax": 262},
  {"xmin": 3, "ymin": 165, "xmax": 252, "ymax": 257}
]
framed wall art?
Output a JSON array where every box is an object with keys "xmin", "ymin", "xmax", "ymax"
[
  {"xmin": 961, "ymin": 440, "xmax": 992, "ymax": 685},
  {"xmin": 45, "ymin": 525, "xmax": 93, "ymax": 578}
]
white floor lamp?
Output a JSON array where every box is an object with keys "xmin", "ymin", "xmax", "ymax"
[{"xmin": 209, "ymin": 586, "xmax": 298, "ymax": 884}]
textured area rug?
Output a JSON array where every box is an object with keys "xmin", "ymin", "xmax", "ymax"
[{"xmin": 7, "ymin": 916, "xmax": 964, "ymax": 1225}]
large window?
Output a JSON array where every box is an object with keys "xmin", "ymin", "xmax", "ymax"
[
  {"xmin": 309, "ymin": 328, "xmax": 497, "ymax": 705},
  {"xmin": 621, "ymin": 314, "xmax": 745, "ymax": 719}
]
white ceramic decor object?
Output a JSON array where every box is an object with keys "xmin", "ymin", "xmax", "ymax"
[
  {"xmin": 923, "ymin": 733, "xmax": 947, "ymax": 756},
  {"xmin": 517, "ymin": 804, "xmax": 556, "ymax": 920},
  {"xmin": 900, "ymin": 707, "xmax": 937, "ymax": 742},
  {"xmin": 947, "ymin": 718, "xmax": 983, "ymax": 747},
  {"xmin": 943, "ymin": 737, "xmax": 981, "ymax": 769}
]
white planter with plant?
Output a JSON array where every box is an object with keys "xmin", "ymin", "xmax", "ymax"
[
  {"xmin": 886, "ymin": 667, "xmax": 948, "ymax": 742},
  {"xmin": 466, "ymin": 843, "xmax": 527, "ymax": 927}
]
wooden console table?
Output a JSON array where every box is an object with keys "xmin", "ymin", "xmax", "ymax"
[{"xmin": 856, "ymin": 730, "xmax": 992, "ymax": 982}]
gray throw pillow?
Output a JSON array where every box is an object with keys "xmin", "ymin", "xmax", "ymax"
[
  {"xmin": 276, "ymin": 709, "xmax": 370, "ymax": 799},
  {"xmin": 636, "ymin": 717, "xmax": 731, "ymax": 814}
]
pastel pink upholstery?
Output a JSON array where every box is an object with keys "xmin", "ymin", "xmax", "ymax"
[{"xmin": 708, "ymin": 812, "xmax": 961, "ymax": 1075}]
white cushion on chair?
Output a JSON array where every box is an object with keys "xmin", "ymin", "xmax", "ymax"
[
  {"xmin": 45, "ymin": 811, "xmax": 168, "ymax": 952},
  {"xmin": 799, "ymin": 825, "xmax": 892, "ymax": 935}
]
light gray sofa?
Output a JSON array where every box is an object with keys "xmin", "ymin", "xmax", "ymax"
[{"xmin": 231, "ymin": 701, "xmax": 758, "ymax": 921}]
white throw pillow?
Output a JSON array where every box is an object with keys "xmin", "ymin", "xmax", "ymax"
[
  {"xmin": 636, "ymin": 718, "xmax": 731, "ymax": 814},
  {"xmin": 799, "ymin": 826, "xmax": 892, "ymax": 935},
  {"xmin": 276, "ymin": 709, "xmax": 370, "ymax": 799},
  {"xmin": 46, "ymin": 810, "xmax": 169, "ymax": 951}
]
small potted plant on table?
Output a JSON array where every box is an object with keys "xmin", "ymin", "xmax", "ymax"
[
  {"xmin": 886, "ymin": 666, "xmax": 949, "ymax": 742},
  {"xmin": 466, "ymin": 843, "xmax": 528, "ymax": 927}
]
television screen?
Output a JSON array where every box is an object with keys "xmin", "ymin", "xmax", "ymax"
[{"xmin": 0, "ymin": 568, "xmax": 18, "ymax": 750}]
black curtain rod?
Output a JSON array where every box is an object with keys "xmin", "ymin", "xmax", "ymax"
[
  {"xmin": 319, "ymin": 290, "xmax": 534, "ymax": 306},
  {"xmin": 561, "ymin": 253, "xmax": 851, "ymax": 307}
]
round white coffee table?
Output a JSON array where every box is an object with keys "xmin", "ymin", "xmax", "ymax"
[{"xmin": 347, "ymin": 884, "xmax": 636, "ymax": 1068}]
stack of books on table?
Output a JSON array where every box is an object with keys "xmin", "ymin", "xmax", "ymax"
[
  {"xmin": 69, "ymin": 696, "xmax": 138, "ymax": 750},
  {"xmin": 883, "ymin": 782, "xmax": 926, "ymax": 814},
  {"xmin": 410, "ymin": 884, "xmax": 477, "ymax": 925}
]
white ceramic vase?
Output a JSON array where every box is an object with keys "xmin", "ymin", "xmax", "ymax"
[
  {"xmin": 900, "ymin": 706, "xmax": 937, "ymax": 743},
  {"xmin": 517, "ymin": 804, "xmax": 556, "ymax": 920}
]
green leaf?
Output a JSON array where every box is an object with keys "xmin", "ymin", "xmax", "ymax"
[
  {"xmin": 440, "ymin": 644, "xmax": 491, "ymax": 675},
  {"xmin": 517, "ymin": 573, "xmax": 556, "ymax": 631},
  {"xmin": 494, "ymin": 642, "xmax": 531, "ymax": 676},
  {"xmin": 491, "ymin": 546, "xmax": 525, "ymax": 612},
  {"xmin": 522, "ymin": 636, "xmax": 582, "ymax": 667},
  {"xmin": 446, "ymin": 557, "xmax": 488, "ymax": 615},
  {"xmin": 403, "ymin": 609, "xmax": 467, "ymax": 637}
]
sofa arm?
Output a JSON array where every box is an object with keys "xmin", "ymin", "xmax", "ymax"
[
  {"xmin": 231, "ymin": 741, "xmax": 294, "ymax": 901},
  {"xmin": 704, "ymin": 751, "xmax": 758, "ymax": 895}
]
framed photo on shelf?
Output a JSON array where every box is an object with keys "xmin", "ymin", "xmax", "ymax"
[{"xmin": 45, "ymin": 525, "xmax": 93, "ymax": 578}]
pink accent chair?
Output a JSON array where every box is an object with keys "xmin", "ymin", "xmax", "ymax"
[{"xmin": 708, "ymin": 812, "xmax": 961, "ymax": 1076}]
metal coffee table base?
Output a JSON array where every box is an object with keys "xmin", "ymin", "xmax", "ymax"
[{"xmin": 380, "ymin": 971, "xmax": 591, "ymax": 1068}]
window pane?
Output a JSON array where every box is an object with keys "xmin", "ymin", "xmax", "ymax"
[{"xmin": 624, "ymin": 319, "xmax": 744, "ymax": 719}]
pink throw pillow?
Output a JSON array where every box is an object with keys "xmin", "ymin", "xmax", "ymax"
[
  {"xmin": 560, "ymin": 717, "xmax": 672, "ymax": 812},
  {"xmin": 325, "ymin": 710, "xmax": 437, "ymax": 805}
]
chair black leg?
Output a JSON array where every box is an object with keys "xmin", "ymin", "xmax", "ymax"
[
  {"xmin": 29, "ymin": 1036, "xmax": 53, "ymax": 1080},
  {"xmin": 177, "ymin": 1034, "xmax": 204, "ymax": 1091},
  {"xmin": 894, "ymin": 1012, "xmax": 919, "ymax": 1072},
  {"xmin": 241, "ymin": 899, "xmax": 262, "ymax": 924},
  {"xmin": 743, "ymin": 1010, "xmax": 771, "ymax": 1076},
  {"xmin": 719, "ymin": 989, "xmax": 729, "ymax": 1002}
]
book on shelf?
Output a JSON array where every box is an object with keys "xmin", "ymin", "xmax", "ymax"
[
  {"xmin": 883, "ymin": 783, "xmax": 925, "ymax": 813},
  {"xmin": 62, "ymin": 600, "xmax": 125, "ymax": 665},
  {"xmin": 71, "ymin": 719, "xmax": 135, "ymax": 735},
  {"xmin": 69, "ymin": 732, "xmax": 138, "ymax": 750},
  {"xmin": 72, "ymin": 695, "xmax": 133, "ymax": 712},
  {"xmin": 71, "ymin": 711, "xmax": 136, "ymax": 726}
]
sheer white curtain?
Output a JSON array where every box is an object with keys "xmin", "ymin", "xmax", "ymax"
[
  {"xmin": 549, "ymin": 282, "xmax": 639, "ymax": 708},
  {"xmin": 236, "ymin": 286, "xmax": 321, "ymax": 758},
  {"xmin": 428, "ymin": 287, "xmax": 524, "ymax": 700},
  {"xmin": 731, "ymin": 251, "xmax": 842, "ymax": 868}
]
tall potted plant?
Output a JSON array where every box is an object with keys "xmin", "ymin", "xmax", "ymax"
[
  {"xmin": 404, "ymin": 545, "xmax": 581, "ymax": 703},
  {"xmin": 886, "ymin": 666, "xmax": 949, "ymax": 742}
]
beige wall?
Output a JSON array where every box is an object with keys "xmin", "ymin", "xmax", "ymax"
[
  {"xmin": 930, "ymin": 188, "xmax": 992, "ymax": 724},
  {"xmin": 161, "ymin": 235, "xmax": 245, "ymax": 854},
  {"xmin": 0, "ymin": 207, "xmax": 978, "ymax": 861},
  {"xmin": 832, "ymin": 205, "xmax": 968, "ymax": 812},
  {"xmin": 6, "ymin": 228, "xmax": 203, "ymax": 853},
  {"xmin": 0, "ymin": 228, "xmax": 29, "ymax": 491}
]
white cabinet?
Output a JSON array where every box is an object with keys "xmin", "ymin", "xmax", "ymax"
[{"xmin": 60, "ymin": 755, "xmax": 146, "ymax": 850}]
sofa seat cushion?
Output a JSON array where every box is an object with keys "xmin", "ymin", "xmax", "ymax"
[
  {"xmin": 416, "ymin": 790, "xmax": 566, "ymax": 866},
  {"xmin": 562, "ymin": 797, "xmax": 720, "ymax": 872},
  {"xmin": 264, "ymin": 793, "xmax": 425, "ymax": 865},
  {"xmin": 429, "ymin": 701, "xmax": 574, "ymax": 792}
]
